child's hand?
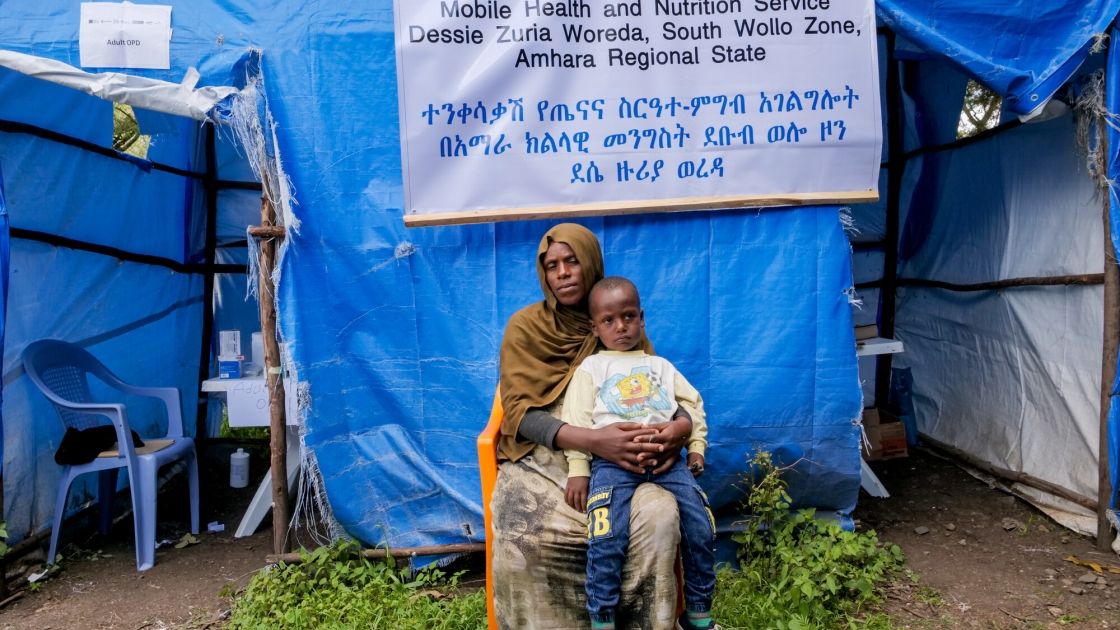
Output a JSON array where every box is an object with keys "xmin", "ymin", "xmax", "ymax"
[
  {"xmin": 566, "ymin": 476, "xmax": 590, "ymax": 512},
  {"xmin": 688, "ymin": 453, "xmax": 705, "ymax": 477}
]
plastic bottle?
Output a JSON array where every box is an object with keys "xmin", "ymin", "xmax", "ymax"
[{"xmin": 230, "ymin": 448, "xmax": 250, "ymax": 488}]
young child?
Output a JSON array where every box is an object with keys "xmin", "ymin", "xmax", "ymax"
[{"xmin": 561, "ymin": 276, "xmax": 718, "ymax": 630}]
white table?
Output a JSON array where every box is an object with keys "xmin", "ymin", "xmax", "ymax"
[
  {"xmin": 856, "ymin": 336, "xmax": 905, "ymax": 357},
  {"xmin": 202, "ymin": 377, "xmax": 301, "ymax": 538},
  {"xmin": 853, "ymin": 338, "xmax": 905, "ymax": 498}
]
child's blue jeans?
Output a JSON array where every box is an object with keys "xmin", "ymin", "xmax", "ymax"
[{"xmin": 584, "ymin": 457, "xmax": 717, "ymax": 624}]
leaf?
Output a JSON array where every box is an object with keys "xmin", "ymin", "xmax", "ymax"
[
  {"xmin": 1065, "ymin": 555, "xmax": 1120, "ymax": 574},
  {"xmin": 410, "ymin": 588, "xmax": 449, "ymax": 601},
  {"xmin": 174, "ymin": 533, "xmax": 201, "ymax": 549}
]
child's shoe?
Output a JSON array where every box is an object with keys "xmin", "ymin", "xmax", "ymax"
[{"xmin": 676, "ymin": 613, "xmax": 722, "ymax": 630}]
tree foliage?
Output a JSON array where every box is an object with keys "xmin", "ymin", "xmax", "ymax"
[
  {"xmin": 112, "ymin": 103, "xmax": 151, "ymax": 159},
  {"xmin": 957, "ymin": 80, "xmax": 1002, "ymax": 139}
]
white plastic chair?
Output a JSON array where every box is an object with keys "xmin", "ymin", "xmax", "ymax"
[{"xmin": 23, "ymin": 339, "xmax": 199, "ymax": 571}]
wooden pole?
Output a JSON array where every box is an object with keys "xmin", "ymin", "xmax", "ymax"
[
  {"xmin": 857, "ymin": 273, "xmax": 1106, "ymax": 292},
  {"xmin": 401, "ymin": 190, "xmax": 878, "ymax": 228},
  {"xmin": 256, "ymin": 190, "xmax": 290, "ymax": 555},
  {"xmin": 898, "ymin": 273, "xmax": 1105, "ymax": 292},
  {"xmin": 196, "ymin": 125, "xmax": 219, "ymax": 444},
  {"xmin": 921, "ymin": 436, "xmax": 1097, "ymax": 511},
  {"xmin": 1098, "ymin": 200, "xmax": 1118, "ymax": 552},
  {"xmin": 1097, "ymin": 51, "xmax": 1118, "ymax": 550},
  {"xmin": 248, "ymin": 225, "xmax": 285, "ymax": 239},
  {"xmin": 0, "ymin": 524, "xmax": 52, "ymax": 563},
  {"xmin": 0, "ymin": 474, "xmax": 7, "ymax": 598},
  {"xmin": 875, "ymin": 30, "xmax": 903, "ymax": 408},
  {"xmin": 266, "ymin": 543, "xmax": 486, "ymax": 565}
]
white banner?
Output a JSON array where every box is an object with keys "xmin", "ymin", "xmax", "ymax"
[{"xmin": 394, "ymin": 0, "xmax": 881, "ymax": 226}]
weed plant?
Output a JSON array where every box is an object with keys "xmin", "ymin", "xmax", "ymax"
[
  {"xmin": 228, "ymin": 451, "xmax": 902, "ymax": 629},
  {"xmin": 713, "ymin": 451, "xmax": 904, "ymax": 629},
  {"xmin": 227, "ymin": 541, "xmax": 486, "ymax": 629}
]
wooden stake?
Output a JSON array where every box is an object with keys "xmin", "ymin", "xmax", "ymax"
[
  {"xmin": 256, "ymin": 191, "xmax": 290, "ymax": 555},
  {"xmin": 401, "ymin": 190, "xmax": 877, "ymax": 228},
  {"xmin": 875, "ymin": 31, "xmax": 903, "ymax": 409},
  {"xmin": 921, "ymin": 437, "xmax": 1097, "ymax": 511},
  {"xmin": 248, "ymin": 225, "xmax": 285, "ymax": 239},
  {"xmin": 266, "ymin": 543, "xmax": 485, "ymax": 565},
  {"xmin": 897, "ymin": 273, "xmax": 1104, "ymax": 292},
  {"xmin": 0, "ymin": 473, "xmax": 6, "ymax": 599},
  {"xmin": 1098, "ymin": 198, "xmax": 1118, "ymax": 552}
]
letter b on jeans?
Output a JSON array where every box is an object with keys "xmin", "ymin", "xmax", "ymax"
[{"xmin": 586, "ymin": 488, "xmax": 614, "ymax": 540}]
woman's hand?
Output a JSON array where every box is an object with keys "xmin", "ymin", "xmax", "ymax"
[
  {"xmin": 643, "ymin": 417, "xmax": 693, "ymax": 474},
  {"xmin": 555, "ymin": 422, "xmax": 661, "ymax": 473}
]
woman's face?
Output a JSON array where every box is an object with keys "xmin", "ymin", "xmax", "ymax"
[{"xmin": 541, "ymin": 241, "xmax": 586, "ymax": 306}]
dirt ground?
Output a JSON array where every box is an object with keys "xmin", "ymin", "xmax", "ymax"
[
  {"xmin": 0, "ymin": 445, "xmax": 1117, "ymax": 629},
  {"xmin": 860, "ymin": 449, "xmax": 1119, "ymax": 629},
  {"xmin": 0, "ymin": 442, "xmax": 276, "ymax": 630}
]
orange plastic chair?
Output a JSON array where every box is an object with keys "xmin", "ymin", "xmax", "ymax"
[
  {"xmin": 477, "ymin": 389, "xmax": 684, "ymax": 630},
  {"xmin": 476, "ymin": 389, "xmax": 504, "ymax": 630}
]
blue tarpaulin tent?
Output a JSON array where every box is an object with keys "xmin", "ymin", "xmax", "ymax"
[{"xmin": 0, "ymin": 0, "xmax": 1116, "ymax": 555}]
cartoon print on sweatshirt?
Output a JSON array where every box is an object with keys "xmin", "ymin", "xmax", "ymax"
[{"xmin": 599, "ymin": 367, "xmax": 673, "ymax": 419}]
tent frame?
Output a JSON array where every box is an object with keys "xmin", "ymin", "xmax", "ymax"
[
  {"xmin": 0, "ymin": 87, "xmax": 267, "ymax": 587},
  {"xmin": 867, "ymin": 28, "xmax": 1117, "ymax": 551}
]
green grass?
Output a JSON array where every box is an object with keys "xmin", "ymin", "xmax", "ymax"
[
  {"xmin": 218, "ymin": 406, "xmax": 269, "ymax": 440},
  {"xmin": 228, "ymin": 451, "xmax": 904, "ymax": 629},
  {"xmin": 712, "ymin": 451, "xmax": 905, "ymax": 629},
  {"xmin": 916, "ymin": 586, "xmax": 944, "ymax": 607},
  {"xmin": 227, "ymin": 543, "xmax": 486, "ymax": 630}
]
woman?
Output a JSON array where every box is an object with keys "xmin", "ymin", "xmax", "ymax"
[{"xmin": 492, "ymin": 223, "xmax": 695, "ymax": 630}]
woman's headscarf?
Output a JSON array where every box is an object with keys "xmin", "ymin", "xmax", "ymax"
[{"xmin": 498, "ymin": 223, "xmax": 604, "ymax": 461}]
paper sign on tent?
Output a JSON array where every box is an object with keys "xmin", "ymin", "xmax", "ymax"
[
  {"xmin": 226, "ymin": 378, "xmax": 299, "ymax": 427},
  {"xmin": 79, "ymin": 2, "xmax": 172, "ymax": 70}
]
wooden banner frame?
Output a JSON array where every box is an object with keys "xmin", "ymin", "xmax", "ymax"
[{"xmin": 403, "ymin": 189, "xmax": 877, "ymax": 227}]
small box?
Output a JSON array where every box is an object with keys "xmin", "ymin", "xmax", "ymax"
[
  {"xmin": 219, "ymin": 330, "xmax": 242, "ymax": 358},
  {"xmin": 855, "ymin": 324, "xmax": 879, "ymax": 341},
  {"xmin": 861, "ymin": 408, "xmax": 908, "ymax": 461},
  {"xmin": 876, "ymin": 420, "xmax": 908, "ymax": 459},
  {"xmin": 218, "ymin": 357, "xmax": 242, "ymax": 379}
]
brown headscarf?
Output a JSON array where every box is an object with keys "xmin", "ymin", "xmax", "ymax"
[{"xmin": 498, "ymin": 223, "xmax": 605, "ymax": 461}]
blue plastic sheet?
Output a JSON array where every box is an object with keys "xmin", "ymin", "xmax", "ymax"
[
  {"xmin": 285, "ymin": 208, "xmax": 862, "ymax": 548},
  {"xmin": 0, "ymin": 0, "xmax": 1116, "ymax": 548},
  {"xmin": 878, "ymin": 1, "xmax": 1120, "ymax": 116},
  {"xmin": 0, "ymin": 69, "xmax": 213, "ymax": 542}
]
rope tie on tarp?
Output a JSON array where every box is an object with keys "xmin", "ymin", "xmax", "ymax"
[
  {"xmin": 245, "ymin": 224, "xmax": 263, "ymax": 301},
  {"xmin": 1073, "ymin": 69, "xmax": 1120, "ymax": 194}
]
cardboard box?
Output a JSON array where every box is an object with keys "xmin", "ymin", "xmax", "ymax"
[
  {"xmin": 861, "ymin": 408, "xmax": 908, "ymax": 461},
  {"xmin": 876, "ymin": 421, "xmax": 908, "ymax": 460},
  {"xmin": 855, "ymin": 324, "xmax": 879, "ymax": 341}
]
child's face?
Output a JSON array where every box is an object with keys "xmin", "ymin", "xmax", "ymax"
[{"xmin": 589, "ymin": 286, "xmax": 644, "ymax": 351}]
